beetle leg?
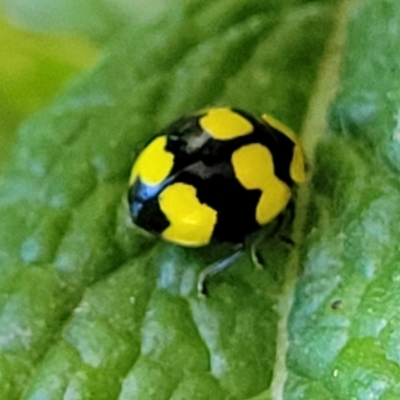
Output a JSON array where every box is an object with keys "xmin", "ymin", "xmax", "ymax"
[
  {"xmin": 250, "ymin": 241, "xmax": 264, "ymax": 270},
  {"xmin": 197, "ymin": 244, "xmax": 244, "ymax": 297},
  {"xmin": 250, "ymin": 202, "xmax": 296, "ymax": 270}
]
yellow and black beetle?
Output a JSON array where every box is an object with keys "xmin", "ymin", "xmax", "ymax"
[{"xmin": 128, "ymin": 107, "xmax": 305, "ymax": 294}]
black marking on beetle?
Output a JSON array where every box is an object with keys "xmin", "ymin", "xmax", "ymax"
[{"xmin": 128, "ymin": 180, "xmax": 170, "ymax": 234}]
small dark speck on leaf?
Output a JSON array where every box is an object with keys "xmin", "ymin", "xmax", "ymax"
[{"xmin": 331, "ymin": 300, "xmax": 342, "ymax": 310}]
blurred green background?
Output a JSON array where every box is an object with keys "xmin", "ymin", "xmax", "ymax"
[{"xmin": 0, "ymin": 11, "xmax": 99, "ymax": 169}]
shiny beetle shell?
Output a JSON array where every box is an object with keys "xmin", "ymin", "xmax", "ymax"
[{"xmin": 128, "ymin": 107, "xmax": 305, "ymax": 247}]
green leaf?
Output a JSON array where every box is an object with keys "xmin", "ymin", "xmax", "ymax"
[
  {"xmin": 285, "ymin": 0, "xmax": 400, "ymax": 398},
  {"xmin": 2, "ymin": 0, "xmax": 396, "ymax": 399}
]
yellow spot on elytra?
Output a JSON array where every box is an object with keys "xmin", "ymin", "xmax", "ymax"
[
  {"xmin": 290, "ymin": 145, "xmax": 306, "ymax": 183},
  {"xmin": 199, "ymin": 108, "xmax": 253, "ymax": 140},
  {"xmin": 262, "ymin": 114, "xmax": 306, "ymax": 183},
  {"xmin": 232, "ymin": 144, "xmax": 291, "ymax": 225},
  {"xmin": 159, "ymin": 183, "xmax": 217, "ymax": 246},
  {"xmin": 129, "ymin": 136, "xmax": 174, "ymax": 186}
]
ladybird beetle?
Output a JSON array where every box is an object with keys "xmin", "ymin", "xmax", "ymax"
[{"xmin": 128, "ymin": 107, "xmax": 305, "ymax": 294}]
